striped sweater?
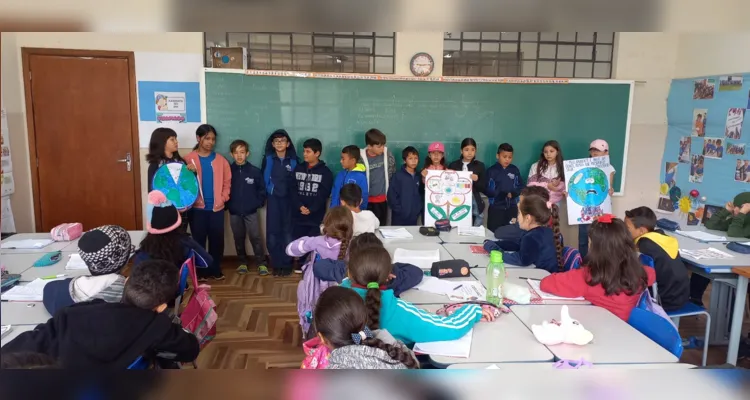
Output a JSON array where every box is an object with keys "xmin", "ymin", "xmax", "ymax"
[{"xmin": 341, "ymin": 280, "xmax": 482, "ymax": 346}]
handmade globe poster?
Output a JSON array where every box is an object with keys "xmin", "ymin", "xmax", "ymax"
[
  {"xmin": 564, "ymin": 156, "xmax": 614, "ymax": 225},
  {"xmin": 424, "ymin": 170, "xmax": 473, "ymax": 227},
  {"xmin": 152, "ymin": 163, "xmax": 199, "ymax": 211}
]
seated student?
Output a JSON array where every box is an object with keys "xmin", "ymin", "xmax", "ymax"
[
  {"xmin": 624, "ymin": 206, "xmax": 689, "ymax": 311},
  {"xmin": 133, "ymin": 190, "xmax": 213, "ymax": 269},
  {"xmin": 387, "ymin": 146, "xmax": 423, "ymax": 226},
  {"xmin": 483, "ymin": 194, "xmax": 562, "ymax": 272},
  {"xmin": 314, "ymin": 286, "xmax": 419, "ymax": 369},
  {"xmin": 330, "ymin": 145, "xmax": 368, "ymax": 209},
  {"xmin": 286, "ymin": 206, "xmax": 353, "ymax": 264},
  {"xmin": 340, "ymin": 183, "xmax": 380, "ymax": 236},
  {"xmin": 494, "ymin": 186, "xmax": 552, "ymax": 242},
  {"xmin": 485, "ymin": 143, "xmax": 524, "ymax": 232},
  {"xmin": 313, "ymin": 232, "xmax": 423, "ymax": 297},
  {"xmin": 341, "ymin": 246, "xmax": 494, "ymax": 347},
  {"xmin": 3, "ymin": 260, "xmax": 200, "ymax": 368},
  {"xmin": 540, "ymin": 215, "xmax": 656, "ymax": 321},
  {"xmin": 42, "ymin": 225, "xmax": 133, "ymax": 315}
]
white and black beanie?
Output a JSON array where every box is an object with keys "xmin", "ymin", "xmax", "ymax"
[{"xmin": 78, "ymin": 225, "xmax": 134, "ymax": 276}]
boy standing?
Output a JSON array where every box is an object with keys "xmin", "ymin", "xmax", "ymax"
[
  {"xmin": 292, "ymin": 139, "xmax": 333, "ymax": 239},
  {"xmin": 227, "ymin": 140, "xmax": 268, "ymax": 275},
  {"xmin": 485, "ymin": 143, "xmax": 524, "ymax": 232},
  {"xmin": 340, "ymin": 183, "xmax": 380, "ymax": 235},
  {"xmin": 624, "ymin": 206, "xmax": 689, "ymax": 311},
  {"xmin": 330, "ymin": 145, "xmax": 368, "ymax": 208},
  {"xmin": 261, "ymin": 129, "xmax": 298, "ymax": 276},
  {"xmin": 387, "ymin": 147, "xmax": 423, "ymax": 225},
  {"xmin": 4, "ymin": 260, "xmax": 200, "ymax": 368},
  {"xmin": 577, "ymin": 139, "xmax": 616, "ymax": 257},
  {"xmin": 360, "ymin": 129, "xmax": 396, "ymax": 226}
]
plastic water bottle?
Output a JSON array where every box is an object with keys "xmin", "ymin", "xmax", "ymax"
[{"xmin": 486, "ymin": 250, "xmax": 505, "ymax": 306}]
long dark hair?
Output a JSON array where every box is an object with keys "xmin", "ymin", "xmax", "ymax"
[
  {"xmin": 193, "ymin": 124, "xmax": 217, "ymax": 151},
  {"xmin": 586, "ymin": 217, "xmax": 648, "ymax": 296},
  {"xmin": 349, "ymin": 232, "xmax": 383, "ymax": 256},
  {"xmin": 314, "ymin": 286, "xmax": 419, "ymax": 369},
  {"xmin": 347, "ymin": 246, "xmax": 392, "ymax": 330},
  {"xmin": 322, "ymin": 206, "xmax": 354, "ymax": 260},
  {"xmin": 138, "ymin": 230, "xmax": 185, "ymax": 267},
  {"xmin": 536, "ymin": 140, "xmax": 565, "ymax": 180},
  {"xmin": 519, "ymin": 195, "xmax": 562, "ymax": 270},
  {"xmin": 146, "ymin": 127, "xmax": 183, "ymax": 164},
  {"xmin": 459, "ymin": 138, "xmax": 477, "ymax": 162}
]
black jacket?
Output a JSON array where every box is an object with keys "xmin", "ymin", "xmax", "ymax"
[
  {"xmin": 635, "ymin": 230, "xmax": 690, "ymax": 311},
  {"xmin": 291, "ymin": 161, "xmax": 334, "ymax": 226},
  {"xmin": 1, "ymin": 299, "xmax": 199, "ymax": 368},
  {"xmin": 227, "ymin": 161, "xmax": 266, "ymax": 216},
  {"xmin": 313, "ymin": 259, "xmax": 424, "ymax": 297},
  {"xmin": 387, "ymin": 166, "xmax": 423, "ymax": 225},
  {"xmin": 447, "ymin": 159, "xmax": 487, "ymax": 213}
]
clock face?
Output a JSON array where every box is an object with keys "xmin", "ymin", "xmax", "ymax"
[{"xmin": 410, "ymin": 52, "xmax": 434, "ymax": 77}]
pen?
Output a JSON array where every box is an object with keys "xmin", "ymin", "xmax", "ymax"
[
  {"xmin": 42, "ymin": 274, "xmax": 66, "ymax": 280},
  {"xmin": 453, "ymin": 284, "xmax": 463, "ymax": 290},
  {"xmin": 520, "ymin": 277, "xmax": 540, "ymax": 281}
]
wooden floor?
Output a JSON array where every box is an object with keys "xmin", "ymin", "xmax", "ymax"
[{"xmin": 197, "ymin": 262, "xmax": 750, "ymax": 369}]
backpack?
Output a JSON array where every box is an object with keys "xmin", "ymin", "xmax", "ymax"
[
  {"xmin": 636, "ymin": 290, "xmax": 677, "ymax": 330},
  {"xmin": 179, "ymin": 255, "xmax": 218, "ymax": 349},
  {"xmin": 297, "ymin": 252, "xmax": 336, "ymax": 339},
  {"xmin": 301, "ymin": 336, "xmax": 331, "ymax": 369},
  {"xmin": 50, "ymin": 223, "xmax": 83, "ymax": 241},
  {"xmin": 562, "ymin": 246, "xmax": 583, "ymax": 271},
  {"xmin": 435, "ymin": 300, "xmax": 509, "ymax": 320}
]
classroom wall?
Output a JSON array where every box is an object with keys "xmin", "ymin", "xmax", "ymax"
[{"xmin": 674, "ymin": 33, "xmax": 750, "ymax": 78}]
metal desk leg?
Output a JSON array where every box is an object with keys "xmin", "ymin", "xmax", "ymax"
[{"xmin": 727, "ymin": 275, "xmax": 748, "ymax": 365}]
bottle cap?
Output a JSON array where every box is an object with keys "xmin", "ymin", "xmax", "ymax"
[{"xmin": 490, "ymin": 250, "xmax": 503, "ymax": 263}]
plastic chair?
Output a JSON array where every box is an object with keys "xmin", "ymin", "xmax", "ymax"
[
  {"xmin": 628, "ymin": 307, "xmax": 684, "ymax": 359},
  {"xmin": 127, "ymin": 356, "xmax": 150, "ymax": 370},
  {"xmin": 667, "ymin": 302, "xmax": 711, "ymax": 366},
  {"xmin": 175, "ymin": 252, "xmax": 194, "ymax": 311},
  {"xmin": 638, "ymin": 253, "xmax": 658, "ymax": 301}
]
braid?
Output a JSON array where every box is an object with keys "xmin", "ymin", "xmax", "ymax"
[
  {"xmin": 361, "ymin": 338, "xmax": 420, "ymax": 369},
  {"xmin": 551, "ymin": 204, "xmax": 563, "ymax": 271},
  {"xmin": 337, "ymin": 236, "xmax": 349, "ymax": 261},
  {"xmin": 364, "ymin": 288, "xmax": 382, "ymax": 330}
]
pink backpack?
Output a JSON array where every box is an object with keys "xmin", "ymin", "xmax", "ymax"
[
  {"xmin": 301, "ymin": 337, "xmax": 330, "ymax": 369},
  {"xmin": 179, "ymin": 256, "xmax": 217, "ymax": 349},
  {"xmin": 50, "ymin": 223, "xmax": 83, "ymax": 241},
  {"xmin": 436, "ymin": 300, "xmax": 510, "ymax": 320}
]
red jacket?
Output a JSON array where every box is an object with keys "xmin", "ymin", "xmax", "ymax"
[{"xmin": 540, "ymin": 265, "xmax": 656, "ymax": 321}]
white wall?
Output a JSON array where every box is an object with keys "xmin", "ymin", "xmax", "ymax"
[{"xmin": 675, "ymin": 33, "xmax": 750, "ymax": 78}]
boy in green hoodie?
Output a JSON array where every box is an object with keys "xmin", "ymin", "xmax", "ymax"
[{"xmin": 625, "ymin": 206, "xmax": 690, "ymax": 311}]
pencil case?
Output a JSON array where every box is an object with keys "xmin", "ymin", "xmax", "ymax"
[
  {"xmin": 419, "ymin": 227, "xmax": 439, "ymax": 236},
  {"xmin": 431, "ymin": 259, "xmax": 471, "ymax": 278},
  {"xmin": 434, "ymin": 219, "xmax": 451, "ymax": 232},
  {"xmin": 50, "ymin": 222, "xmax": 83, "ymax": 241},
  {"xmin": 656, "ymin": 218, "xmax": 679, "ymax": 231},
  {"xmin": 33, "ymin": 251, "xmax": 62, "ymax": 267}
]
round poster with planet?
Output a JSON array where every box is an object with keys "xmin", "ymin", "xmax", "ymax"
[
  {"xmin": 152, "ymin": 163, "xmax": 199, "ymax": 211},
  {"xmin": 563, "ymin": 156, "xmax": 615, "ymax": 225}
]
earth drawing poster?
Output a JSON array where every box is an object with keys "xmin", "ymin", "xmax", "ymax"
[{"xmin": 564, "ymin": 156, "xmax": 614, "ymax": 225}]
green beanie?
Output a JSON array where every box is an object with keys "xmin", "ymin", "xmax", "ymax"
[{"xmin": 733, "ymin": 192, "xmax": 750, "ymax": 206}]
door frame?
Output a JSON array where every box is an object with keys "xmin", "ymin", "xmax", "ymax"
[{"xmin": 21, "ymin": 47, "xmax": 143, "ymax": 231}]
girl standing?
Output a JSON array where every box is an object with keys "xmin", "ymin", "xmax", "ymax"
[
  {"xmin": 183, "ymin": 124, "xmax": 230, "ymax": 281},
  {"xmin": 421, "ymin": 141, "xmax": 447, "ymax": 181},
  {"xmin": 447, "ymin": 138, "xmax": 486, "ymax": 227},
  {"xmin": 527, "ymin": 140, "xmax": 565, "ymax": 205}
]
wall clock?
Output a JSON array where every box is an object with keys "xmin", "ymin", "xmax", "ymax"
[{"xmin": 410, "ymin": 52, "xmax": 434, "ymax": 77}]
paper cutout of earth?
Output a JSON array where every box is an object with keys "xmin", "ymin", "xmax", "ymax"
[
  {"xmin": 152, "ymin": 163, "xmax": 199, "ymax": 210},
  {"xmin": 568, "ymin": 167, "xmax": 609, "ymax": 207}
]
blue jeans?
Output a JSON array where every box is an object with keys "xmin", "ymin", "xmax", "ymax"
[
  {"xmin": 472, "ymin": 197, "xmax": 484, "ymax": 227},
  {"xmin": 189, "ymin": 209, "xmax": 225, "ymax": 277},
  {"xmin": 266, "ymin": 196, "xmax": 293, "ymax": 271},
  {"xmin": 578, "ymin": 223, "xmax": 590, "ymax": 258}
]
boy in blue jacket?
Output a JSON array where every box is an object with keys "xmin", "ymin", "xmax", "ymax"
[
  {"xmin": 227, "ymin": 140, "xmax": 267, "ymax": 275},
  {"xmin": 387, "ymin": 146, "xmax": 423, "ymax": 225},
  {"xmin": 330, "ymin": 145, "xmax": 368, "ymax": 208},
  {"xmin": 485, "ymin": 143, "xmax": 524, "ymax": 232},
  {"xmin": 291, "ymin": 138, "xmax": 333, "ymax": 239},
  {"xmin": 261, "ymin": 129, "xmax": 298, "ymax": 276}
]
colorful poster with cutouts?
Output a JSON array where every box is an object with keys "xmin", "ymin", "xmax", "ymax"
[
  {"xmin": 424, "ymin": 170, "xmax": 473, "ymax": 228},
  {"xmin": 563, "ymin": 156, "xmax": 614, "ymax": 225}
]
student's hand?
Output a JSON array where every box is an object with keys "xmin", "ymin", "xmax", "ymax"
[
  {"xmin": 388, "ymin": 273, "xmax": 396, "ymax": 281},
  {"xmin": 509, "ymin": 218, "xmax": 517, "ymax": 224},
  {"xmin": 547, "ymin": 181, "xmax": 557, "ymax": 190},
  {"xmin": 481, "ymin": 308, "xmax": 496, "ymax": 322},
  {"xmin": 421, "ymin": 169, "xmax": 428, "ymax": 177},
  {"xmin": 740, "ymin": 204, "xmax": 750, "ymax": 214},
  {"xmin": 609, "ymin": 188, "xmax": 614, "ymax": 196},
  {"xmin": 507, "ymin": 193, "xmax": 512, "ymax": 198},
  {"xmin": 186, "ymin": 163, "xmax": 197, "ymax": 172},
  {"xmin": 561, "ymin": 190, "xmax": 568, "ymax": 197},
  {"xmin": 725, "ymin": 201, "xmax": 735, "ymax": 212},
  {"xmin": 300, "ymin": 206, "xmax": 310, "ymax": 215},
  {"xmin": 471, "ymin": 174, "xmax": 478, "ymax": 181}
]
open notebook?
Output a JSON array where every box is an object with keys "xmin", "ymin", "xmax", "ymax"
[
  {"xmin": 393, "ymin": 248, "xmax": 440, "ymax": 270},
  {"xmin": 1, "ymin": 277, "xmax": 66, "ymax": 302},
  {"xmin": 1, "ymin": 239, "xmax": 53, "ymax": 250},
  {"xmin": 414, "ymin": 329, "xmax": 473, "ymax": 358},
  {"xmin": 378, "ymin": 228, "xmax": 414, "ymax": 239},
  {"xmin": 527, "ymin": 279, "xmax": 585, "ymax": 301}
]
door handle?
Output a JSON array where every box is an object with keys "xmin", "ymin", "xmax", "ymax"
[{"xmin": 116, "ymin": 152, "xmax": 132, "ymax": 172}]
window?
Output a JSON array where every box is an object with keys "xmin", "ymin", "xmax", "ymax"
[
  {"xmin": 443, "ymin": 32, "xmax": 615, "ymax": 78},
  {"xmin": 204, "ymin": 32, "xmax": 396, "ymax": 74}
]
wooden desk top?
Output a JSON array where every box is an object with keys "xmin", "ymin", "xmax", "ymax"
[{"xmin": 732, "ymin": 267, "xmax": 750, "ymax": 279}]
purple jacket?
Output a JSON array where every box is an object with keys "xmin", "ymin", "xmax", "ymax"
[{"xmin": 286, "ymin": 235, "xmax": 344, "ymax": 337}]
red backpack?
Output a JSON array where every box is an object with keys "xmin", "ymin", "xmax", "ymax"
[{"xmin": 179, "ymin": 256, "xmax": 217, "ymax": 349}]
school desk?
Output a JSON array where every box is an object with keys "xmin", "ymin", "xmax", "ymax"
[
  {"xmin": 61, "ymin": 230, "xmax": 146, "ymax": 252},
  {"xmin": 1, "ymin": 302, "xmax": 51, "ymax": 326},
  {"xmin": 375, "ymin": 226, "xmax": 442, "ymax": 244},
  {"xmin": 418, "ymin": 304, "xmax": 554, "ymax": 366},
  {"xmin": 1, "ymin": 233, "xmax": 71, "ymax": 254},
  {"xmin": 471, "ymin": 268, "xmax": 591, "ymax": 306},
  {"xmin": 438, "ymin": 227, "xmax": 495, "ymax": 244},
  {"xmin": 19, "ymin": 256, "xmax": 91, "ymax": 282},
  {"xmin": 442, "ymin": 243, "xmax": 533, "ymax": 269},
  {"xmin": 511, "ymin": 304, "xmax": 679, "ymax": 364},
  {"xmin": 446, "ymin": 362, "xmax": 696, "ymax": 370},
  {"xmin": 399, "ymin": 275, "xmax": 481, "ymax": 305},
  {"xmin": 382, "ymin": 242, "xmax": 454, "ymax": 265},
  {"xmin": 2, "ymin": 325, "xmax": 36, "ymax": 347}
]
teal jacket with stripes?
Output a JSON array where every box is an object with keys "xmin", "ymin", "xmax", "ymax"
[{"xmin": 341, "ymin": 280, "xmax": 482, "ymax": 346}]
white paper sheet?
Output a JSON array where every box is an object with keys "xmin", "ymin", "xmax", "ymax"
[
  {"xmin": 675, "ymin": 230, "xmax": 727, "ymax": 242},
  {"xmin": 1, "ymin": 277, "xmax": 65, "ymax": 301},
  {"xmin": 65, "ymin": 254, "xmax": 89, "ymax": 270},
  {"xmin": 448, "ymin": 281, "xmax": 487, "ymax": 301},
  {"xmin": 414, "ymin": 329, "xmax": 473, "ymax": 358},
  {"xmin": 393, "ymin": 248, "xmax": 440, "ymax": 270},
  {"xmin": 485, "ymin": 364, "xmax": 500, "ymax": 369},
  {"xmin": 413, "ymin": 276, "xmax": 458, "ymax": 296},
  {"xmin": 1, "ymin": 325, "xmax": 11, "ymax": 339},
  {"xmin": 458, "ymin": 226, "xmax": 486, "ymax": 237},
  {"xmin": 527, "ymin": 279, "xmax": 585, "ymax": 301},
  {"xmin": 680, "ymin": 248, "xmax": 735, "ymax": 260},
  {"xmin": 378, "ymin": 227, "xmax": 413, "ymax": 239},
  {"xmin": 1, "ymin": 239, "xmax": 53, "ymax": 249}
]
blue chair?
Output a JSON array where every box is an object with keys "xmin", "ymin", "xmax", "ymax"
[
  {"xmin": 562, "ymin": 246, "xmax": 582, "ymax": 271},
  {"xmin": 174, "ymin": 252, "xmax": 194, "ymax": 311},
  {"xmin": 628, "ymin": 307, "xmax": 684, "ymax": 359},
  {"xmin": 127, "ymin": 356, "xmax": 150, "ymax": 370},
  {"xmin": 667, "ymin": 302, "xmax": 710, "ymax": 366},
  {"xmin": 638, "ymin": 253, "xmax": 658, "ymax": 301}
]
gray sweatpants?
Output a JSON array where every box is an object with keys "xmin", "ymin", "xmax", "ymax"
[{"xmin": 229, "ymin": 213, "xmax": 266, "ymax": 265}]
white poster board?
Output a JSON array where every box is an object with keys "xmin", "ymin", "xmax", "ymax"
[
  {"xmin": 424, "ymin": 170, "xmax": 473, "ymax": 228},
  {"xmin": 1, "ymin": 96, "xmax": 13, "ymax": 196},
  {"xmin": 563, "ymin": 156, "xmax": 614, "ymax": 225}
]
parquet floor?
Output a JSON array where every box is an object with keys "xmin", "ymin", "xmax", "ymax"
[{"xmin": 196, "ymin": 262, "xmax": 750, "ymax": 369}]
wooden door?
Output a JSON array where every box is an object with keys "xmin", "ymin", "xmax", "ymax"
[{"xmin": 23, "ymin": 49, "xmax": 142, "ymax": 231}]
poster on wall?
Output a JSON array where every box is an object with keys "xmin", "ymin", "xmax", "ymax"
[
  {"xmin": 724, "ymin": 108, "xmax": 745, "ymax": 139},
  {"xmin": 692, "ymin": 109, "xmax": 707, "ymax": 137},
  {"xmin": 719, "ymin": 76, "xmax": 743, "ymax": 91},
  {"xmin": 702, "ymin": 138, "xmax": 724, "ymax": 159},
  {"xmin": 693, "ymin": 79, "xmax": 715, "ymax": 99},
  {"xmin": 1, "ymin": 196, "xmax": 15, "ymax": 233},
  {"xmin": 154, "ymin": 92, "xmax": 187, "ymax": 123},
  {"xmin": 678, "ymin": 137, "xmax": 691, "ymax": 162},
  {"xmin": 563, "ymin": 156, "xmax": 614, "ymax": 225},
  {"xmin": 424, "ymin": 170, "xmax": 473, "ymax": 228}
]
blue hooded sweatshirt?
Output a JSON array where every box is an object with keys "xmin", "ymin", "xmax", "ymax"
[
  {"xmin": 387, "ymin": 166, "xmax": 423, "ymax": 225},
  {"xmin": 227, "ymin": 161, "xmax": 266, "ymax": 216},
  {"xmin": 483, "ymin": 226, "xmax": 559, "ymax": 272},
  {"xmin": 484, "ymin": 163, "xmax": 524, "ymax": 210},
  {"xmin": 261, "ymin": 129, "xmax": 298, "ymax": 198},
  {"xmin": 330, "ymin": 163, "xmax": 369, "ymax": 209},
  {"xmin": 313, "ymin": 258, "xmax": 424, "ymax": 297},
  {"xmin": 292, "ymin": 161, "xmax": 334, "ymax": 227}
]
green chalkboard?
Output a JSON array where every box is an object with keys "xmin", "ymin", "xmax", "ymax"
[{"xmin": 205, "ymin": 72, "xmax": 630, "ymax": 191}]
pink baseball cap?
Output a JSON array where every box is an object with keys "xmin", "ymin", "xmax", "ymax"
[
  {"xmin": 589, "ymin": 139, "xmax": 609, "ymax": 152},
  {"xmin": 428, "ymin": 142, "xmax": 445, "ymax": 153}
]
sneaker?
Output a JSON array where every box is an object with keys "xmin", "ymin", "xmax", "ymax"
[
  {"xmin": 197, "ymin": 276, "xmax": 209, "ymax": 283},
  {"xmin": 294, "ymin": 267, "xmax": 303, "ymax": 274},
  {"xmin": 281, "ymin": 269, "xmax": 293, "ymax": 277},
  {"xmin": 236, "ymin": 265, "xmax": 249, "ymax": 275},
  {"xmin": 272, "ymin": 268, "xmax": 281, "ymax": 277},
  {"xmin": 258, "ymin": 265, "xmax": 269, "ymax": 276},
  {"xmin": 211, "ymin": 275, "xmax": 226, "ymax": 281}
]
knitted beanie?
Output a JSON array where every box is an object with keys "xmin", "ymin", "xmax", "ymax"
[
  {"xmin": 733, "ymin": 192, "xmax": 750, "ymax": 207},
  {"xmin": 78, "ymin": 225, "xmax": 133, "ymax": 276},
  {"xmin": 147, "ymin": 190, "xmax": 182, "ymax": 234}
]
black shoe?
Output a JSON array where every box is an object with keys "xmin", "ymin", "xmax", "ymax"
[
  {"xmin": 272, "ymin": 268, "xmax": 281, "ymax": 277},
  {"xmin": 281, "ymin": 269, "xmax": 293, "ymax": 277}
]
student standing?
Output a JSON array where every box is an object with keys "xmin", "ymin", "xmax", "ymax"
[
  {"xmin": 448, "ymin": 138, "xmax": 486, "ymax": 227},
  {"xmin": 484, "ymin": 143, "xmax": 524, "ymax": 232},
  {"xmin": 226, "ymin": 140, "xmax": 267, "ymax": 275},
  {"xmin": 360, "ymin": 129, "xmax": 395, "ymax": 226},
  {"xmin": 421, "ymin": 141, "xmax": 447, "ymax": 180},
  {"xmin": 339, "ymin": 183, "xmax": 380, "ymax": 236},
  {"xmin": 330, "ymin": 145, "xmax": 368, "ymax": 209},
  {"xmin": 387, "ymin": 147, "xmax": 423, "ymax": 226},
  {"xmin": 292, "ymin": 138, "xmax": 334, "ymax": 240},
  {"xmin": 576, "ymin": 139, "xmax": 616, "ymax": 257},
  {"xmin": 183, "ymin": 124, "xmax": 229, "ymax": 281},
  {"xmin": 261, "ymin": 129, "xmax": 299, "ymax": 276},
  {"xmin": 527, "ymin": 140, "xmax": 565, "ymax": 205}
]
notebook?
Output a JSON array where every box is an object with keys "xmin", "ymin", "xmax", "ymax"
[
  {"xmin": 393, "ymin": 248, "xmax": 440, "ymax": 270},
  {"xmin": 378, "ymin": 227, "xmax": 413, "ymax": 239},
  {"xmin": 470, "ymin": 245, "xmax": 488, "ymax": 255},
  {"xmin": 414, "ymin": 329, "xmax": 473, "ymax": 358},
  {"xmin": 1, "ymin": 239, "xmax": 53, "ymax": 250},
  {"xmin": 1, "ymin": 277, "xmax": 65, "ymax": 302},
  {"xmin": 412, "ymin": 276, "xmax": 458, "ymax": 296},
  {"xmin": 458, "ymin": 226, "xmax": 486, "ymax": 237},
  {"xmin": 65, "ymin": 254, "xmax": 89, "ymax": 270},
  {"xmin": 448, "ymin": 281, "xmax": 487, "ymax": 301},
  {"xmin": 527, "ymin": 279, "xmax": 585, "ymax": 301}
]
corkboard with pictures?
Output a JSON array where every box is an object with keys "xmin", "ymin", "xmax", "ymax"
[{"xmin": 661, "ymin": 74, "xmax": 750, "ymax": 225}]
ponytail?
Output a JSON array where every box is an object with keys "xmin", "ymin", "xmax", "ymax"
[
  {"xmin": 365, "ymin": 288, "xmax": 382, "ymax": 330},
  {"xmin": 347, "ymin": 247, "xmax": 391, "ymax": 331},
  {"xmin": 337, "ymin": 235, "xmax": 350, "ymax": 261},
  {"xmin": 361, "ymin": 338, "xmax": 419, "ymax": 369},
  {"xmin": 550, "ymin": 204, "xmax": 563, "ymax": 271}
]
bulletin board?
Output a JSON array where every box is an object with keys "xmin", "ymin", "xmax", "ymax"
[{"xmin": 661, "ymin": 74, "xmax": 750, "ymax": 222}]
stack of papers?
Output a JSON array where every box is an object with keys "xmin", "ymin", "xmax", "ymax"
[
  {"xmin": 458, "ymin": 226, "xmax": 486, "ymax": 237},
  {"xmin": 680, "ymin": 248, "xmax": 735, "ymax": 260},
  {"xmin": 1, "ymin": 277, "xmax": 65, "ymax": 301},
  {"xmin": 527, "ymin": 279, "xmax": 585, "ymax": 301},
  {"xmin": 65, "ymin": 254, "xmax": 88, "ymax": 270},
  {"xmin": 1, "ymin": 325, "xmax": 11, "ymax": 339},
  {"xmin": 393, "ymin": 248, "xmax": 440, "ymax": 270},
  {"xmin": 378, "ymin": 227, "xmax": 413, "ymax": 239},
  {"xmin": 448, "ymin": 281, "xmax": 487, "ymax": 301},
  {"xmin": 414, "ymin": 329, "xmax": 473, "ymax": 358},
  {"xmin": 675, "ymin": 230, "xmax": 727, "ymax": 242},
  {"xmin": 1, "ymin": 239, "xmax": 53, "ymax": 250}
]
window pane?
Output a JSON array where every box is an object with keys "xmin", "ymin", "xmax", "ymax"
[
  {"xmin": 354, "ymin": 38, "xmax": 373, "ymax": 54},
  {"xmin": 501, "ymin": 43, "xmax": 518, "ymax": 53},
  {"xmin": 355, "ymin": 32, "xmax": 373, "ymax": 36},
  {"xmin": 272, "ymin": 34, "xmax": 291, "ymax": 48},
  {"xmin": 335, "ymin": 32, "xmax": 353, "ymax": 35},
  {"xmin": 557, "ymin": 45, "xmax": 575, "ymax": 59},
  {"xmin": 558, "ymin": 33, "xmax": 576, "ymax": 42},
  {"xmin": 314, "ymin": 36, "xmax": 333, "ymax": 47},
  {"xmin": 576, "ymin": 45, "xmax": 594, "ymax": 60},
  {"xmin": 294, "ymin": 54, "xmax": 312, "ymax": 71},
  {"xmin": 594, "ymin": 62, "xmax": 611, "ymax": 78},
  {"xmin": 481, "ymin": 65, "xmax": 496, "ymax": 76},
  {"xmin": 556, "ymin": 62, "xmax": 574, "ymax": 77},
  {"xmin": 520, "ymin": 42, "xmax": 538, "ymax": 59},
  {"xmin": 540, "ymin": 32, "xmax": 557, "ymax": 41},
  {"xmin": 334, "ymin": 37, "xmax": 354, "ymax": 52},
  {"xmin": 539, "ymin": 44, "xmax": 556, "ymax": 58},
  {"xmin": 482, "ymin": 32, "xmax": 501, "ymax": 40},
  {"xmin": 249, "ymin": 34, "xmax": 270, "ymax": 50},
  {"xmin": 374, "ymin": 57, "xmax": 393, "ymax": 74},
  {"xmin": 577, "ymin": 32, "xmax": 595, "ymax": 43},
  {"xmin": 228, "ymin": 32, "xmax": 248, "ymax": 47},
  {"xmin": 463, "ymin": 41, "xmax": 480, "ymax": 51},
  {"xmin": 444, "ymin": 31, "xmax": 460, "ymax": 39},
  {"xmin": 501, "ymin": 32, "xmax": 519, "ymax": 41},
  {"xmin": 444, "ymin": 40, "xmax": 461, "ymax": 51},
  {"xmin": 537, "ymin": 61, "xmax": 555, "ymax": 76},
  {"xmin": 205, "ymin": 32, "xmax": 227, "ymax": 47},
  {"xmin": 375, "ymin": 32, "xmax": 394, "ymax": 37},
  {"xmin": 293, "ymin": 34, "xmax": 312, "ymax": 47},
  {"xmin": 596, "ymin": 32, "xmax": 614, "ymax": 43},
  {"xmin": 249, "ymin": 53, "xmax": 269, "ymax": 69},
  {"xmin": 574, "ymin": 62, "xmax": 593, "ymax": 78},
  {"xmin": 355, "ymin": 56, "xmax": 372, "ymax": 73},
  {"xmin": 596, "ymin": 45, "xmax": 613, "ymax": 62},
  {"xmin": 521, "ymin": 61, "xmax": 536, "ymax": 76},
  {"xmin": 463, "ymin": 32, "xmax": 481, "ymax": 40},
  {"xmin": 375, "ymin": 37, "xmax": 394, "ymax": 56},
  {"xmin": 521, "ymin": 32, "xmax": 538, "ymax": 41},
  {"xmin": 482, "ymin": 42, "xmax": 500, "ymax": 52}
]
